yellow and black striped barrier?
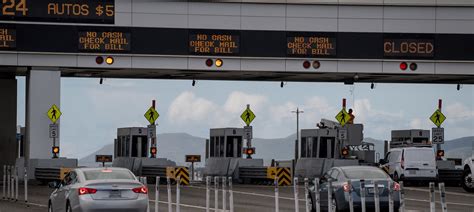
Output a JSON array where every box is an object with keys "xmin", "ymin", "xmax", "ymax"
[
  {"xmin": 166, "ymin": 167, "xmax": 190, "ymax": 185},
  {"xmin": 267, "ymin": 167, "xmax": 292, "ymax": 186}
]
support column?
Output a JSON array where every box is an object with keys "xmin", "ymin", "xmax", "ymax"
[
  {"xmin": 0, "ymin": 77, "xmax": 17, "ymax": 177},
  {"xmin": 25, "ymin": 69, "xmax": 61, "ymax": 161}
]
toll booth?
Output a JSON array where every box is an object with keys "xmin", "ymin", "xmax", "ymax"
[
  {"xmin": 207, "ymin": 128, "xmax": 244, "ymax": 158},
  {"xmin": 390, "ymin": 129, "xmax": 430, "ymax": 147},
  {"xmin": 300, "ymin": 128, "xmax": 339, "ymax": 159},
  {"xmin": 115, "ymin": 127, "xmax": 148, "ymax": 158}
]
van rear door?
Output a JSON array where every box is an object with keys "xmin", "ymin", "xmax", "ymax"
[{"xmin": 404, "ymin": 148, "xmax": 437, "ymax": 177}]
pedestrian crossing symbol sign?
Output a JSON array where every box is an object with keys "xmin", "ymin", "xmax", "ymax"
[
  {"xmin": 335, "ymin": 108, "xmax": 349, "ymax": 127},
  {"xmin": 144, "ymin": 107, "xmax": 159, "ymax": 125},
  {"xmin": 47, "ymin": 104, "xmax": 62, "ymax": 124},
  {"xmin": 430, "ymin": 109, "xmax": 446, "ymax": 127},
  {"xmin": 240, "ymin": 105, "xmax": 256, "ymax": 126}
]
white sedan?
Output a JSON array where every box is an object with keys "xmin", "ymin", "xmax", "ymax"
[{"xmin": 48, "ymin": 167, "xmax": 149, "ymax": 212}]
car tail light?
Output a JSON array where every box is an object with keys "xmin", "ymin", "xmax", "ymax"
[
  {"xmin": 393, "ymin": 182, "xmax": 400, "ymax": 191},
  {"xmin": 132, "ymin": 186, "xmax": 148, "ymax": 194},
  {"xmin": 342, "ymin": 183, "xmax": 351, "ymax": 192},
  {"xmin": 78, "ymin": 187, "xmax": 97, "ymax": 195}
]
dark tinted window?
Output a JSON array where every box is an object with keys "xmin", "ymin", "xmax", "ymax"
[
  {"xmin": 83, "ymin": 169, "xmax": 135, "ymax": 181},
  {"xmin": 343, "ymin": 168, "xmax": 389, "ymax": 180}
]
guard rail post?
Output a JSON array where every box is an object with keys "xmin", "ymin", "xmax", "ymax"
[
  {"xmin": 360, "ymin": 179, "xmax": 366, "ymax": 212},
  {"xmin": 348, "ymin": 180, "xmax": 354, "ymax": 212},
  {"xmin": 399, "ymin": 181, "xmax": 405, "ymax": 212},
  {"xmin": 275, "ymin": 177, "xmax": 279, "ymax": 212},
  {"xmin": 222, "ymin": 177, "xmax": 226, "ymax": 211},
  {"xmin": 176, "ymin": 177, "xmax": 180, "ymax": 212},
  {"xmin": 304, "ymin": 178, "xmax": 310, "ymax": 212},
  {"xmin": 439, "ymin": 182, "xmax": 447, "ymax": 212},
  {"xmin": 429, "ymin": 182, "xmax": 435, "ymax": 212},
  {"xmin": 327, "ymin": 179, "xmax": 332, "ymax": 212},
  {"xmin": 214, "ymin": 176, "xmax": 219, "ymax": 211},
  {"xmin": 374, "ymin": 181, "xmax": 380, "ymax": 212},
  {"xmin": 166, "ymin": 177, "xmax": 172, "ymax": 212},
  {"xmin": 294, "ymin": 177, "xmax": 299, "ymax": 212},
  {"xmin": 155, "ymin": 176, "xmax": 160, "ymax": 212},
  {"xmin": 228, "ymin": 177, "xmax": 234, "ymax": 212},
  {"xmin": 314, "ymin": 178, "xmax": 320, "ymax": 212},
  {"xmin": 206, "ymin": 176, "xmax": 210, "ymax": 212}
]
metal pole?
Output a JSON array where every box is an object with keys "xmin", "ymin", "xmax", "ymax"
[
  {"xmin": 7, "ymin": 166, "xmax": 10, "ymax": 200},
  {"xmin": 176, "ymin": 177, "xmax": 180, "ymax": 212},
  {"xmin": 304, "ymin": 178, "xmax": 310, "ymax": 212},
  {"xmin": 2, "ymin": 165, "xmax": 5, "ymax": 200},
  {"xmin": 155, "ymin": 176, "xmax": 160, "ymax": 212},
  {"xmin": 275, "ymin": 177, "xmax": 279, "ymax": 212},
  {"xmin": 439, "ymin": 183, "xmax": 447, "ymax": 212},
  {"xmin": 399, "ymin": 181, "xmax": 405, "ymax": 212},
  {"xmin": 191, "ymin": 162, "xmax": 194, "ymax": 181},
  {"xmin": 24, "ymin": 167, "xmax": 28, "ymax": 206},
  {"xmin": 388, "ymin": 181, "xmax": 394, "ymax": 212},
  {"xmin": 429, "ymin": 182, "xmax": 435, "ymax": 212},
  {"xmin": 294, "ymin": 177, "xmax": 300, "ymax": 212},
  {"xmin": 229, "ymin": 177, "xmax": 234, "ymax": 212},
  {"xmin": 222, "ymin": 177, "xmax": 227, "ymax": 211},
  {"xmin": 167, "ymin": 177, "xmax": 172, "ymax": 212},
  {"xmin": 314, "ymin": 178, "xmax": 320, "ymax": 212},
  {"xmin": 374, "ymin": 181, "xmax": 380, "ymax": 212},
  {"xmin": 327, "ymin": 179, "xmax": 332, "ymax": 212},
  {"xmin": 347, "ymin": 180, "xmax": 354, "ymax": 212},
  {"xmin": 15, "ymin": 166, "xmax": 18, "ymax": 202},
  {"xmin": 360, "ymin": 179, "xmax": 366, "ymax": 212},
  {"xmin": 206, "ymin": 177, "xmax": 210, "ymax": 212},
  {"xmin": 214, "ymin": 176, "xmax": 219, "ymax": 211}
]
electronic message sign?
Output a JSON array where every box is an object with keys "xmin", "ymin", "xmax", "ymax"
[
  {"xmin": 0, "ymin": 27, "xmax": 15, "ymax": 49},
  {"xmin": 78, "ymin": 31, "xmax": 130, "ymax": 52},
  {"xmin": 384, "ymin": 39, "xmax": 435, "ymax": 58},
  {"xmin": 189, "ymin": 32, "xmax": 240, "ymax": 55},
  {"xmin": 0, "ymin": 0, "xmax": 114, "ymax": 24},
  {"xmin": 287, "ymin": 36, "xmax": 336, "ymax": 57}
]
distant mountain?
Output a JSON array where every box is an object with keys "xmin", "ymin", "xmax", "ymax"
[{"xmin": 80, "ymin": 133, "xmax": 473, "ymax": 167}]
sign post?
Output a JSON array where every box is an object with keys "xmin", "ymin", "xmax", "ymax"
[
  {"xmin": 185, "ymin": 155, "xmax": 201, "ymax": 181},
  {"xmin": 95, "ymin": 155, "xmax": 113, "ymax": 167},
  {"xmin": 46, "ymin": 104, "xmax": 62, "ymax": 158},
  {"xmin": 430, "ymin": 99, "xmax": 446, "ymax": 152},
  {"xmin": 144, "ymin": 100, "xmax": 159, "ymax": 158},
  {"xmin": 240, "ymin": 104, "xmax": 256, "ymax": 159}
]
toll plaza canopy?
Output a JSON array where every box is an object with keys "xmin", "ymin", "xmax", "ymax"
[{"xmin": 0, "ymin": 0, "xmax": 474, "ymax": 83}]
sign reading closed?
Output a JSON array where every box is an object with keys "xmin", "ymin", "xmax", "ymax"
[{"xmin": 384, "ymin": 39, "xmax": 434, "ymax": 58}]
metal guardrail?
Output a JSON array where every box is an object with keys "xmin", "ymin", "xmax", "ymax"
[
  {"xmin": 141, "ymin": 166, "xmax": 167, "ymax": 177},
  {"xmin": 239, "ymin": 167, "xmax": 268, "ymax": 179},
  {"xmin": 438, "ymin": 169, "xmax": 463, "ymax": 184}
]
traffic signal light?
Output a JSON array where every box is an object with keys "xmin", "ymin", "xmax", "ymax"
[
  {"xmin": 105, "ymin": 56, "xmax": 114, "ymax": 65},
  {"xmin": 341, "ymin": 147, "xmax": 349, "ymax": 156},
  {"xmin": 243, "ymin": 147, "xmax": 256, "ymax": 155},
  {"xmin": 437, "ymin": 150, "xmax": 445, "ymax": 158},
  {"xmin": 400, "ymin": 62, "xmax": 417, "ymax": 71},
  {"xmin": 400, "ymin": 62, "xmax": 408, "ymax": 71},
  {"xmin": 215, "ymin": 59, "xmax": 223, "ymax": 67},
  {"xmin": 205, "ymin": 59, "xmax": 224, "ymax": 67},
  {"xmin": 52, "ymin": 146, "xmax": 60, "ymax": 158},
  {"xmin": 96, "ymin": 56, "xmax": 114, "ymax": 65},
  {"xmin": 150, "ymin": 147, "xmax": 157, "ymax": 156}
]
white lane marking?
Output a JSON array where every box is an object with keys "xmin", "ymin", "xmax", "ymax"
[
  {"xmin": 404, "ymin": 187, "xmax": 474, "ymax": 198},
  {"xmin": 405, "ymin": 198, "xmax": 474, "ymax": 207},
  {"xmin": 187, "ymin": 185, "xmax": 306, "ymax": 201},
  {"xmin": 27, "ymin": 202, "xmax": 47, "ymax": 208},
  {"xmin": 149, "ymin": 200, "xmax": 227, "ymax": 211}
]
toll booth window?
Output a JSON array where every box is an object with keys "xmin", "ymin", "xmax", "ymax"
[
  {"xmin": 219, "ymin": 136, "xmax": 225, "ymax": 157},
  {"xmin": 329, "ymin": 138, "xmax": 335, "ymax": 158},
  {"xmin": 131, "ymin": 136, "xmax": 138, "ymax": 157},
  {"xmin": 312, "ymin": 137, "xmax": 319, "ymax": 158},
  {"xmin": 237, "ymin": 137, "xmax": 242, "ymax": 158},
  {"xmin": 301, "ymin": 137, "xmax": 307, "ymax": 158},
  {"xmin": 413, "ymin": 138, "xmax": 428, "ymax": 144},
  {"xmin": 125, "ymin": 136, "xmax": 130, "ymax": 157},
  {"xmin": 319, "ymin": 138, "xmax": 328, "ymax": 158},
  {"xmin": 141, "ymin": 137, "xmax": 147, "ymax": 157},
  {"xmin": 226, "ymin": 137, "xmax": 234, "ymax": 157},
  {"xmin": 210, "ymin": 137, "xmax": 215, "ymax": 157}
]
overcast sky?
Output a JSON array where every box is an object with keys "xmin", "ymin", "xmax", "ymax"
[{"xmin": 16, "ymin": 77, "xmax": 474, "ymax": 159}]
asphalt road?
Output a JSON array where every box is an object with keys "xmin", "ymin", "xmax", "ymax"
[{"xmin": 1, "ymin": 183, "xmax": 474, "ymax": 212}]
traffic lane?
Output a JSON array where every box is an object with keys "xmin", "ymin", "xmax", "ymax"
[
  {"xmin": 0, "ymin": 200, "xmax": 45, "ymax": 212},
  {"xmin": 404, "ymin": 186, "xmax": 474, "ymax": 212}
]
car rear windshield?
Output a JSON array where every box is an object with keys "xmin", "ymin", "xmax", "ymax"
[
  {"xmin": 83, "ymin": 169, "xmax": 135, "ymax": 181},
  {"xmin": 343, "ymin": 169, "xmax": 389, "ymax": 179},
  {"xmin": 405, "ymin": 149, "xmax": 434, "ymax": 161}
]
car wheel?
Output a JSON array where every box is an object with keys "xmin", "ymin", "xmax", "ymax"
[
  {"xmin": 462, "ymin": 168, "xmax": 474, "ymax": 193},
  {"xmin": 48, "ymin": 202, "xmax": 53, "ymax": 212},
  {"xmin": 393, "ymin": 172, "xmax": 399, "ymax": 182},
  {"xmin": 66, "ymin": 202, "xmax": 72, "ymax": 212}
]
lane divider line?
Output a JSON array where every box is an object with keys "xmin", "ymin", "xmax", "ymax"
[{"xmin": 404, "ymin": 187, "xmax": 474, "ymax": 198}]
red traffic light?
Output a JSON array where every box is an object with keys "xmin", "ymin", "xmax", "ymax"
[
  {"xmin": 303, "ymin": 60, "xmax": 311, "ymax": 69},
  {"xmin": 244, "ymin": 147, "xmax": 255, "ymax": 155},
  {"xmin": 96, "ymin": 56, "xmax": 104, "ymax": 64},
  {"xmin": 437, "ymin": 150, "xmax": 445, "ymax": 157},
  {"xmin": 400, "ymin": 62, "xmax": 408, "ymax": 71},
  {"xmin": 341, "ymin": 147, "xmax": 349, "ymax": 156},
  {"xmin": 150, "ymin": 147, "xmax": 157, "ymax": 155},
  {"xmin": 205, "ymin": 59, "xmax": 213, "ymax": 67}
]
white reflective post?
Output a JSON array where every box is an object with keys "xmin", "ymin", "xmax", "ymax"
[
  {"xmin": 275, "ymin": 177, "xmax": 279, "ymax": 212},
  {"xmin": 314, "ymin": 178, "xmax": 320, "ymax": 212},
  {"xmin": 294, "ymin": 178, "xmax": 300, "ymax": 212},
  {"xmin": 167, "ymin": 177, "xmax": 172, "ymax": 212},
  {"xmin": 222, "ymin": 177, "xmax": 227, "ymax": 211},
  {"xmin": 374, "ymin": 181, "xmax": 380, "ymax": 212},
  {"xmin": 142, "ymin": 177, "xmax": 150, "ymax": 212},
  {"xmin": 360, "ymin": 179, "xmax": 366, "ymax": 212},
  {"xmin": 304, "ymin": 178, "xmax": 310, "ymax": 212},
  {"xmin": 24, "ymin": 167, "xmax": 28, "ymax": 205},
  {"xmin": 228, "ymin": 177, "xmax": 234, "ymax": 212},
  {"xmin": 155, "ymin": 176, "xmax": 160, "ymax": 212},
  {"xmin": 15, "ymin": 166, "xmax": 18, "ymax": 202},
  {"xmin": 439, "ymin": 183, "xmax": 447, "ymax": 212},
  {"xmin": 206, "ymin": 177, "xmax": 210, "ymax": 212},
  {"xmin": 347, "ymin": 180, "xmax": 354, "ymax": 212},
  {"xmin": 2, "ymin": 165, "xmax": 5, "ymax": 200},
  {"xmin": 327, "ymin": 179, "xmax": 332, "ymax": 212},
  {"xmin": 214, "ymin": 176, "xmax": 219, "ymax": 211},
  {"xmin": 388, "ymin": 181, "xmax": 394, "ymax": 212},
  {"xmin": 11, "ymin": 166, "xmax": 15, "ymax": 200},
  {"xmin": 429, "ymin": 182, "xmax": 435, "ymax": 212},
  {"xmin": 176, "ymin": 177, "xmax": 180, "ymax": 212},
  {"xmin": 399, "ymin": 181, "xmax": 405, "ymax": 212}
]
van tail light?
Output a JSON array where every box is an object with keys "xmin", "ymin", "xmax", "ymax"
[
  {"xmin": 132, "ymin": 186, "xmax": 148, "ymax": 194},
  {"xmin": 78, "ymin": 187, "xmax": 97, "ymax": 195},
  {"xmin": 342, "ymin": 183, "xmax": 351, "ymax": 192},
  {"xmin": 393, "ymin": 182, "xmax": 401, "ymax": 191}
]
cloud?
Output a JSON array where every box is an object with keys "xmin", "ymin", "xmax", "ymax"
[
  {"xmin": 223, "ymin": 91, "xmax": 268, "ymax": 114},
  {"xmin": 445, "ymin": 102, "xmax": 474, "ymax": 121},
  {"xmin": 168, "ymin": 91, "xmax": 217, "ymax": 123}
]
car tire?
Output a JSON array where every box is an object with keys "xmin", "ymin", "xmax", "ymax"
[
  {"xmin": 462, "ymin": 168, "xmax": 474, "ymax": 193},
  {"xmin": 393, "ymin": 172, "xmax": 399, "ymax": 182},
  {"xmin": 66, "ymin": 202, "xmax": 72, "ymax": 212}
]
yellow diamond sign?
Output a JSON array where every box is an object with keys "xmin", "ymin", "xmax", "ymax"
[
  {"xmin": 46, "ymin": 104, "xmax": 62, "ymax": 123},
  {"xmin": 241, "ymin": 106, "xmax": 256, "ymax": 126},
  {"xmin": 144, "ymin": 107, "xmax": 159, "ymax": 125},
  {"xmin": 430, "ymin": 109, "xmax": 446, "ymax": 127},
  {"xmin": 335, "ymin": 108, "xmax": 350, "ymax": 127}
]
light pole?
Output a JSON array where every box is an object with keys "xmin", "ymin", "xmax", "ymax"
[{"xmin": 292, "ymin": 108, "xmax": 304, "ymax": 161}]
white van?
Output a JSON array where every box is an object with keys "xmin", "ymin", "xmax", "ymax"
[{"xmin": 381, "ymin": 147, "xmax": 438, "ymax": 182}]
